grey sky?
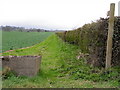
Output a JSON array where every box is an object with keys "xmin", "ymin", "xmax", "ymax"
[
  {"xmin": 0, "ymin": 0, "xmax": 119, "ymax": 30},
  {"xmin": 118, "ymin": 1, "xmax": 120, "ymax": 16}
]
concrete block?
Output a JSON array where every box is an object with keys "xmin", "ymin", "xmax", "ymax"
[{"xmin": 0, "ymin": 56, "xmax": 41, "ymax": 77}]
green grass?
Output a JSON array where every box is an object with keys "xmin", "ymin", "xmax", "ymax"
[
  {"xmin": 2, "ymin": 31, "xmax": 54, "ymax": 52},
  {"xmin": 2, "ymin": 34, "xmax": 120, "ymax": 88}
]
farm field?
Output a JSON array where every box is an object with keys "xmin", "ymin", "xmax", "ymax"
[
  {"xmin": 2, "ymin": 31, "xmax": 54, "ymax": 52},
  {"xmin": 2, "ymin": 34, "xmax": 120, "ymax": 88},
  {"xmin": 1, "ymin": 1, "xmax": 120, "ymax": 89}
]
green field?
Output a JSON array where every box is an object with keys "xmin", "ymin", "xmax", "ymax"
[
  {"xmin": 2, "ymin": 34, "xmax": 120, "ymax": 88},
  {"xmin": 2, "ymin": 31, "xmax": 54, "ymax": 52}
]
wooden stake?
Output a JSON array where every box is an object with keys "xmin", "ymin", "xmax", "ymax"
[{"xmin": 106, "ymin": 3, "xmax": 115, "ymax": 69}]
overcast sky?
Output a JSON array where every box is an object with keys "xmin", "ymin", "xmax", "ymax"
[{"xmin": 0, "ymin": 0, "xmax": 119, "ymax": 30}]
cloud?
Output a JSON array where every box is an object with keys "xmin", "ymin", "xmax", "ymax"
[{"xmin": 0, "ymin": 0, "xmax": 119, "ymax": 30}]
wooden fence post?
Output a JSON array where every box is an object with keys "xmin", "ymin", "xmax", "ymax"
[{"xmin": 105, "ymin": 3, "xmax": 115, "ymax": 69}]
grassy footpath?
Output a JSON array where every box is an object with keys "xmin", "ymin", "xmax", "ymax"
[{"xmin": 2, "ymin": 34, "xmax": 120, "ymax": 88}]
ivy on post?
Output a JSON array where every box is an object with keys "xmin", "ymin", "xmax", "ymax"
[{"xmin": 105, "ymin": 3, "xmax": 115, "ymax": 69}]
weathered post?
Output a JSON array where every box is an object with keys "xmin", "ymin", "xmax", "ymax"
[{"xmin": 106, "ymin": 3, "xmax": 115, "ymax": 69}]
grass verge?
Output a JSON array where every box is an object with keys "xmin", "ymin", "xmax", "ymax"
[{"xmin": 2, "ymin": 34, "xmax": 120, "ymax": 88}]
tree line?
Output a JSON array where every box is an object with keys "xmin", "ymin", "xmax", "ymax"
[{"xmin": 0, "ymin": 26, "xmax": 50, "ymax": 32}]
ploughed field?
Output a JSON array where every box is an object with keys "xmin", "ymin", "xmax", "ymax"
[{"xmin": 2, "ymin": 31, "xmax": 54, "ymax": 52}]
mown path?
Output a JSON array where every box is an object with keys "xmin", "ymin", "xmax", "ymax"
[{"xmin": 2, "ymin": 35, "xmax": 117, "ymax": 88}]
